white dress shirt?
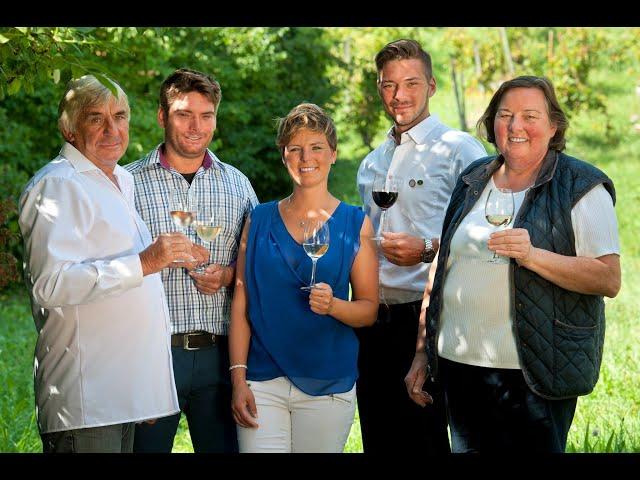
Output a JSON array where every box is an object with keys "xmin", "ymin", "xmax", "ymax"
[
  {"xmin": 19, "ymin": 143, "xmax": 179, "ymax": 434},
  {"xmin": 357, "ymin": 114, "xmax": 488, "ymax": 304}
]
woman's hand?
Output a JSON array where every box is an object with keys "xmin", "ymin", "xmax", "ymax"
[
  {"xmin": 231, "ymin": 382, "xmax": 259, "ymax": 429},
  {"xmin": 488, "ymin": 227, "xmax": 537, "ymax": 266},
  {"xmin": 309, "ymin": 282, "xmax": 334, "ymax": 315}
]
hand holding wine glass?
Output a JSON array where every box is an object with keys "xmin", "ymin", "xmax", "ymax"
[
  {"xmin": 301, "ymin": 219, "xmax": 330, "ymax": 291},
  {"xmin": 371, "ymin": 174, "xmax": 401, "ymax": 241},
  {"xmin": 485, "ymin": 187, "xmax": 515, "ymax": 263}
]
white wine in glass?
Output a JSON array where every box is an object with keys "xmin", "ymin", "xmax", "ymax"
[
  {"xmin": 170, "ymin": 210, "xmax": 197, "ymax": 230},
  {"xmin": 485, "ymin": 187, "xmax": 515, "ymax": 263},
  {"xmin": 169, "ymin": 188, "xmax": 198, "ymax": 263},
  {"xmin": 192, "ymin": 212, "xmax": 222, "ymax": 275},
  {"xmin": 301, "ymin": 219, "xmax": 330, "ymax": 291}
]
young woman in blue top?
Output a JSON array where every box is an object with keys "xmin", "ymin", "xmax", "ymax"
[{"xmin": 229, "ymin": 103, "xmax": 379, "ymax": 453}]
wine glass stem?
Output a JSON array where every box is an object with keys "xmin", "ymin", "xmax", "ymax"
[
  {"xmin": 378, "ymin": 209, "xmax": 387, "ymax": 238},
  {"xmin": 310, "ymin": 258, "xmax": 318, "ymax": 287},
  {"xmin": 492, "ymin": 224, "xmax": 506, "ymax": 260}
]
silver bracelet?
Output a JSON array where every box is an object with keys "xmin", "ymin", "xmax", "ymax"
[{"xmin": 229, "ymin": 364, "xmax": 248, "ymax": 371}]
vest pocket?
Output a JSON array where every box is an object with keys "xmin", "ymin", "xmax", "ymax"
[
  {"xmin": 554, "ymin": 318, "xmax": 597, "ymax": 332},
  {"xmin": 552, "ymin": 319, "xmax": 600, "ymax": 396}
]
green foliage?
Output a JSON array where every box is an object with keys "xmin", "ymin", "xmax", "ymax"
[{"xmin": 0, "ymin": 290, "xmax": 40, "ymax": 452}]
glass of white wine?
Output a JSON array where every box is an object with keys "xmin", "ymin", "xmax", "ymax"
[
  {"xmin": 169, "ymin": 188, "xmax": 197, "ymax": 263},
  {"xmin": 300, "ymin": 219, "xmax": 330, "ymax": 291},
  {"xmin": 193, "ymin": 211, "xmax": 222, "ymax": 275},
  {"xmin": 485, "ymin": 187, "xmax": 515, "ymax": 263},
  {"xmin": 169, "ymin": 188, "xmax": 197, "ymax": 233}
]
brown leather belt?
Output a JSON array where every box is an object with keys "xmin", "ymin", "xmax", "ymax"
[{"xmin": 171, "ymin": 332, "xmax": 221, "ymax": 350}]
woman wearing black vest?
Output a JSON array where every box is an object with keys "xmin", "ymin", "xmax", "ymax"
[{"xmin": 404, "ymin": 76, "xmax": 621, "ymax": 452}]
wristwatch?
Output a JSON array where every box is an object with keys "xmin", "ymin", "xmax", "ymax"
[{"xmin": 420, "ymin": 238, "xmax": 436, "ymax": 263}]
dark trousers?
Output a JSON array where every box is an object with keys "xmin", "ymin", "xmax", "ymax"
[
  {"xmin": 133, "ymin": 339, "xmax": 238, "ymax": 453},
  {"xmin": 41, "ymin": 422, "xmax": 135, "ymax": 453},
  {"xmin": 439, "ymin": 356, "xmax": 577, "ymax": 453},
  {"xmin": 355, "ymin": 301, "xmax": 450, "ymax": 454}
]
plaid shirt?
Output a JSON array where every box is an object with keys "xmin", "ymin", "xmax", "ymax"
[{"xmin": 125, "ymin": 144, "xmax": 258, "ymax": 335}]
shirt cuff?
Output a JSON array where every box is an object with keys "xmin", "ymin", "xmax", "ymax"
[{"xmin": 114, "ymin": 254, "xmax": 144, "ymax": 290}]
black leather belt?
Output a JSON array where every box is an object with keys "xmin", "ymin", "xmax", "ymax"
[{"xmin": 171, "ymin": 332, "xmax": 221, "ymax": 350}]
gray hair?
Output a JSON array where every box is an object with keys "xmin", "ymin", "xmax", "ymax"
[{"xmin": 58, "ymin": 75, "xmax": 129, "ymax": 139}]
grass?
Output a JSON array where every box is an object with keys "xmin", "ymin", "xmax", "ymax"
[{"xmin": 2, "ymin": 65, "xmax": 639, "ymax": 454}]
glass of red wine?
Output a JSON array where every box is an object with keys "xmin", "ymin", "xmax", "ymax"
[{"xmin": 371, "ymin": 174, "xmax": 401, "ymax": 241}]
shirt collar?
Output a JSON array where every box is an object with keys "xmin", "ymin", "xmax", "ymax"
[
  {"xmin": 60, "ymin": 142, "xmax": 127, "ymax": 178},
  {"xmin": 157, "ymin": 143, "xmax": 217, "ymax": 171},
  {"xmin": 386, "ymin": 114, "xmax": 441, "ymax": 146}
]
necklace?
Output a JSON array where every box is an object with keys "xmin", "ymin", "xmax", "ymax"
[{"xmin": 283, "ymin": 195, "xmax": 310, "ymax": 229}]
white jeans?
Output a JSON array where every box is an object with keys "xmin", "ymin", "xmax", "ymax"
[{"xmin": 237, "ymin": 376, "xmax": 356, "ymax": 453}]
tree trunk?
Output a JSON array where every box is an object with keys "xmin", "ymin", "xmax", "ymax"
[
  {"xmin": 450, "ymin": 57, "xmax": 468, "ymax": 131},
  {"xmin": 499, "ymin": 27, "xmax": 515, "ymax": 76},
  {"xmin": 473, "ymin": 40, "xmax": 484, "ymax": 94}
]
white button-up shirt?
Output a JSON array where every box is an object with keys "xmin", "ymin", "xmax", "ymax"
[
  {"xmin": 357, "ymin": 115, "xmax": 487, "ymax": 304},
  {"xmin": 19, "ymin": 143, "xmax": 179, "ymax": 434}
]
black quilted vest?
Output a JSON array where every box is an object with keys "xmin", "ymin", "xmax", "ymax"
[{"xmin": 425, "ymin": 150, "xmax": 616, "ymax": 400}]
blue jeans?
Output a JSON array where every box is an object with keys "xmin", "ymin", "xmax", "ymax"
[
  {"xmin": 133, "ymin": 340, "xmax": 238, "ymax": 453},
  {"xmin": 41, "ymin": 423, "xmax": 135, "ymax": 453},
  {"xmin": 439, "ymin": 357, "xmax": 577, "ymax": 453}
]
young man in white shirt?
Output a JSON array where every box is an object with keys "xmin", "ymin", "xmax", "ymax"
[
  {"xmin": 19, "ymin": 75, "xmax": 199, "ymax": 453},
  {"xmin": 356, "ymin": 39, "xmax": 487, "ymax": 453}
]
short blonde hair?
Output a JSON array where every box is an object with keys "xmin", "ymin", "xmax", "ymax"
[
  {"xmin": 58, "ymin": 75, "xmax": 129, "ymax": 138},
  {"xmin": 275, "ymin": 103, "xmax": 337, "ymax": 156}
]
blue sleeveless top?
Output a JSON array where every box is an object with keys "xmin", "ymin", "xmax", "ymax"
[{"xmin": 244, "ymin": 200, "xmax": 365, "ymax": 396}]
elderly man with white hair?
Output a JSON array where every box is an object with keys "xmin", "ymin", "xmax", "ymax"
[{"xmin": 18, "ymin": 75, "xmax": 204, "ymax": 453}]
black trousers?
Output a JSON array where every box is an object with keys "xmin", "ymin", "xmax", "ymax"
[
  {"xmin": 439, "ymin": 356, "xmax": 577, "ymax": 453},
  {"xmin": 355, "ymin": 301, "xmax": 450, "ymax": 454}
]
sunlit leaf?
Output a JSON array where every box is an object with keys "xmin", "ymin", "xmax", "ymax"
[
  {"xmin": 0, "ymin": 34, "xmax": 9, "ymax": 44},
  {"xmin": 7, "ymin": 78, "xmax": 21, "ymax": 95},
  {"xmin": 52, "ymin": 69, "xmax": 60, "ymax": 84},
  {"xmin": 94, "ymin": 73, "xmax": 117, "ymax": 96}
]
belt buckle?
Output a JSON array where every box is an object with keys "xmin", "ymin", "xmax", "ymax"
[{"xmin": 183, "ymin": 333, "xmax": 199, "ymax": 351}]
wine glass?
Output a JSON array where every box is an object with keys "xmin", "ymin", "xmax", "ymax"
[
  {"xmin": 485, "ymin": 187, "xmax": 515, "ymax": 263},
  {"xmin": 169, "ymin": 188, "xmax": 197, "ymax": 263},
  {"xmin": 169, "ymin": 188, "xmax": 197, "ymax": 233},
  {"xmin": 300, "ymin": 219, "xmax": 330, "ymax": 291},
  {"xmin": 192, "ymin": 210, "xmax": 222, "ymax": 274},
  {"xmin": 371, "ymin": 174, "xmax": 401, "ymax": 241}
]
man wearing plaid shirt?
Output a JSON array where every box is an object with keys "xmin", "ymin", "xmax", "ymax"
[{"xmin": 126, "ymin": 68, "xmax": 258, "ymax": 453}]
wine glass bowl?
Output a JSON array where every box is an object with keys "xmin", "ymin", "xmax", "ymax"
[
  {"xmin": 169, "ymin": 188, "xmax": 198, "ymax": 263},
  {"xmin": 169, "ymin": 188, "xmax": 197, "ymax": 233},
  {"xmin": 301, "ymin": 219, "xmax": 330, "ymax": 291},
  {"xmin": 371, "ymin": 174, "xmax": 401, "ymax": 241},
  {"xmin": 485, "ymin": 187, "xmax": 515, "ymax": 263},
  {"xmin": 192, "ymin": 212, "xmax": 222, "ymax": 274}
]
